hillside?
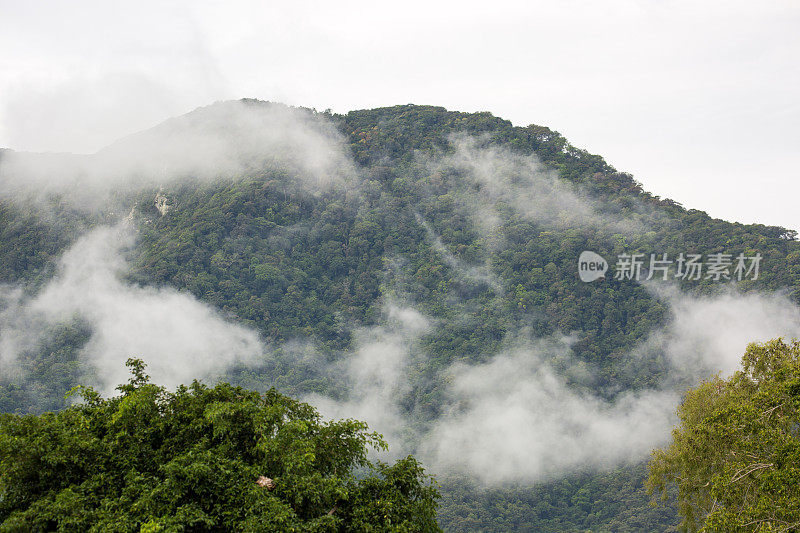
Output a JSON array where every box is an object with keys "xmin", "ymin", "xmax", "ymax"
[{"xmin": 2, "ymin": 100, "xmax": 800, "ymax": 531}]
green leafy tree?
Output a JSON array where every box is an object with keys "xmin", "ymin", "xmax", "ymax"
[
  {"xmin": 6, "ymin": 102, "xmax": 800, "ymax": 530},
  {"xmin": 648, "ymin": 339, "xmax": 800, "ymax": 532},
  {"xmin": 0, "ymin": 359, "xmax": 440, "ymax": 532}
]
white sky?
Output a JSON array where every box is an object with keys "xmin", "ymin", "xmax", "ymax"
[{"xmin": 1, "ymin": 0, "xmax": 798, "ymax": 230}]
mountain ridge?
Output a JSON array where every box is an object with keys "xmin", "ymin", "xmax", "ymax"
[{"xmin": 2, "ymin": 100, "xmax": 800, "ymax": 530}]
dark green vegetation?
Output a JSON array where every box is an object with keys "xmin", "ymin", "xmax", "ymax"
[
  {"xmin": 0, "ymin": 359, "xmax": 440, "ymax": 531},
  {"xmin": 2, "ymin": 101, "xmax": 800, "ymax": 530},
  {"xmin": 648, "ymin": 339, "xmax": 800, "ymax": 532}
]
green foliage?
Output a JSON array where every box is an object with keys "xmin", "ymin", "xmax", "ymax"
[
  {"xmin": 129, "ymin": 104, "xmax": 800, "ymax": 393},
  {"xmin": 648, "ymin": 339, "xmax": 800, "ymax": 532},
  {"xmin": 438, "ymin": 466, "xmax": 678, "ymax": 533},
  {"xmin": 0, "ymin": 359, "xmax": 440, "ymax": 532},
  {"xmin": 0, "ymin": 202, "xmax": 94, "ymax": 286},
  {"xmin": 3, "ymin": 102, "xmax": 800, "ymax": 531},
  {"xmin": 0, "ymin": 322, "xmax": 88, "ymax": 415}
]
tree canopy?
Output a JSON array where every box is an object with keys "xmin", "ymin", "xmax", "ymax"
[
  {"xmin": 4, "ymin": 102, "xmax": 800, "ymax": 530},
  {"xmin": 0, "ymin": 359, "xmax": 440, "ymax": 532},
  {"xmin": 648, "ymin": 339, "xmax": 800, "ymax": 532}
]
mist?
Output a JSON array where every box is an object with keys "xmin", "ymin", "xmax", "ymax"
[
  {"xmin": 1, "ymin": 100, "xmax": 799, "ymax": 490},
  {"xmin": 423, "ymin": 133, "xmax": 650, "ymax": 237},
  {"xmin": 0, "ymin": 100, "xmax": 356, "ymax": 212},
  {"xmin": 302, "ymin": 284, "xmax": 800, "ymax": 486},
  {"xmin": 0, "ymin": 100, "xmax": 357, "ymax": 389},
  {"xmin": 419, "ymin": 285, "xmax": 800, "ymax": 483},
  {"xmin": 639, "ymin": 284, "xmax": 800, "ymax": 379},
  {"xmin": 415, "ymin": 212, "xmax": 503, "ymax": 293},
  {"xmin": 0, "ymin": 224, "xmax": 264, "ymax": 392},
  {"xmin": 305, "ymin": 304, "xmax": 431, "ymax": 456},
  {"xmin": 422, "ymin": 341, "xmax": 679, "ymax": 484}
]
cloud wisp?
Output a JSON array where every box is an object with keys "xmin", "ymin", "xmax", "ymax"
[
  {"xmin": 422, "ymin": 134, "xmax": 649, "ymax": 237},
  {"xmin": 415, "ymin": 212, "xmax": 503, "ymax": 294},
  {"xmin": 304, "ymin": 284, "xmax": 800, "ymax": 486},
  {"xmin": 638, "ymin": 284, "xmax": 800, "ymax": 379},
  {"xmin": 1, "ymin": 100, "xmax": 798, "ymax": 488},
  {"xmin": 0, "ymin": 100, "xmax": 356, "ymax": 212},
  {"xmin": 0, "ymin": 224, "xmax": 264, "ymax": 392},
  {"xmin": 305, "ymin": 304, "xmax": 431, "ymax": 457},
  {"xmin": 422, "ymin": 340, "xmax": 679, "ymax": 484}
]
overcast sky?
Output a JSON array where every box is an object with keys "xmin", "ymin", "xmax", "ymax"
[{"xmin": 1, "ymin": 0, "xmax": 798, "ymax": 230}]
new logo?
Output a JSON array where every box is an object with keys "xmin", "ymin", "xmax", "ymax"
[{"xmin": 578, "ymin": 251, "xmax": 608, "ymax": 282}]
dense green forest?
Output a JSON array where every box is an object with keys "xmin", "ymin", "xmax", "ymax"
[
  {"xmin": 0, "ymin": 359, "xmax": 440, "ymax": 531},
  {"xmin": 2, "ymin": 100, "xmax": 800, "ymax": 531}
]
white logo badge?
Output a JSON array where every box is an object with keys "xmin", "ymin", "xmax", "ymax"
[{"xmin": 578, "ymin": 251, "xmax": 608, "ymax": 282}]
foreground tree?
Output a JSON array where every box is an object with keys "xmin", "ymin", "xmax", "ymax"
[
  {"xmin": 0, "ymin": 359, "xmax": 440, "ymax": 532},
  {"xmin": 648, "ymin": 339, "xmax": 800, "ymax": 532}
]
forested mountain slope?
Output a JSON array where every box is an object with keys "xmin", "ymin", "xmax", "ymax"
[{"xmin": 2, "ymin": 100, "xmax": 799, "ymax": 531}]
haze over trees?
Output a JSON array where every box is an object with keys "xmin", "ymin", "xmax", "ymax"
[{"xmin": 2, "ymin": 100, "xmax": 800, "ymax": 530}]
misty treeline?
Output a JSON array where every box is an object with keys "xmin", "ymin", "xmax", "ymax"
[
  {"xmin": 2, "ymin": 101, "xmax": 800, "ymax": 530},
  {"xmin": 3, "ymin": 343, "xmax": 798, "ymax": 531},
  {"xmin": 0, "ymin": 358, "xmax": 440, "ymax": 531}
]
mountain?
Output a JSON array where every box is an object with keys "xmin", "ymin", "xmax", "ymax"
[{"xmin": 2, "ymin": 100, "xmax": 799, "ymax": 531}]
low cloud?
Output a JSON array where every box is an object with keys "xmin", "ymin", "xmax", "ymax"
[
  {"xmin": 423, "ymin": 134, "xmax": 648, "ymax": 237},
  {"xmin": 421, "ymin": 339, "xmax": 678, "ymax": 484},
  {"xmin": 0, "ymin": 100, "xmax": 356, "ymax": 211},
  {"xmin": 641, "ymin": 284, "xmax": 800, "ymax": 378},
  {"xmin": 0, "ymin": 224, "xmax": 264, "ymax": 392},
  {"xmin": 2, "ymin": 200, "xmax": 798, "ymax": 487},
  {"xmin": 420, "ymin": 286, "xmax": 800, "ymax": 485},
  {"xmin": 300, "ymin": 308, "xmax": 680, "ymax": 484},
  {"xmin": 305, "ymin": 304, "xmax": 431, "ymax": 455},
  {"xmin": 2, "ymin": 102, "xmax": 798, "ymax": 488},
  {"xmin": 304, "ymin": 284, "xmax": 800, "ymax": 486}
]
